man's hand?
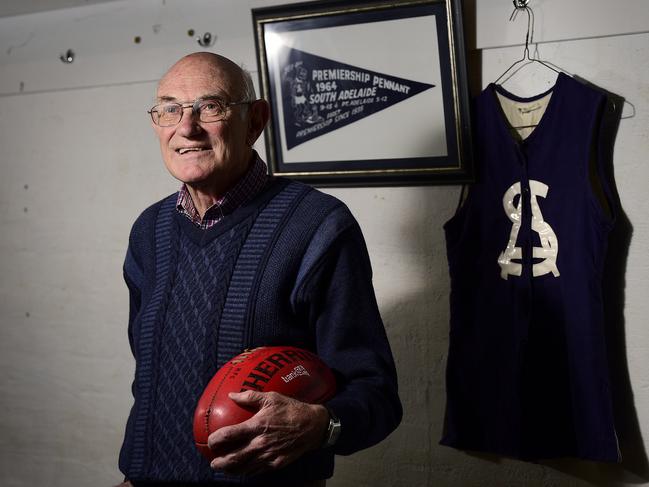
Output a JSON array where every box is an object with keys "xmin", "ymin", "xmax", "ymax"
[{"xmin": 207, "ymin": 390, "xmax": 329, "ymax": 475}]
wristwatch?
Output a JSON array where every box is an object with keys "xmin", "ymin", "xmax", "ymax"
[{"xmin": 323, "ymin": 407, "xmax": 341, "ymax": 448}]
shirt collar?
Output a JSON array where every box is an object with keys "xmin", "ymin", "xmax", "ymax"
[{"xmin": 176, "ymin": 154, "xmax": 268, "ymax": 229}]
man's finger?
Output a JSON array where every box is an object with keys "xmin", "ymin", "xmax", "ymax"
[
  {"xmin": 210, "ymin": 434, "xmax": 268, "ymax": 474},
  {"xmin": 227, "ymin": 389, "xmax": 266, "ymax": 406},
  {"xmin": 207, "ymin": 420, "xmax": 256, "ymax": 452},
  {"xmin": 211, "ymin": 449, "xmax": 253, "ymax": 474}
]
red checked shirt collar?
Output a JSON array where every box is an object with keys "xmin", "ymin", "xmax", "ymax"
[{"xmin": 176, "ymin": 154, "xmax": 268, "ymax": 230}]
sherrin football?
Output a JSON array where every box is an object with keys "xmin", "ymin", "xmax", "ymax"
[{"xmin": 193, "ymin": 346, "xmax": 337, "ymax": 459}]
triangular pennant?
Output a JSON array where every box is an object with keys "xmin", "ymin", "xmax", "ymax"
[{"xmin": 277, "ymin": 46, "xmax": 435, "ymax": 150}]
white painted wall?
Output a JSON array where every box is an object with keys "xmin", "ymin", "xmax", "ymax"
[{"xmin": 0, "ymin": 1, "xmax": 648, "ymax": 486}]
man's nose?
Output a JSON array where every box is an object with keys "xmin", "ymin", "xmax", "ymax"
[{"xmin": 175, "ymin": 105, "xmax": 202, "ymax": 136}]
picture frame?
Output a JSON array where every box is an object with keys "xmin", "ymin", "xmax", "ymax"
[{"xmin": 252, "ymin": 0, "xmax": 473, "ymax": 186}]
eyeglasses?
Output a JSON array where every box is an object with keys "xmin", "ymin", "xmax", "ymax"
[{"xmin": 148, "ymin": 97, "xmax": 253, "ymax": 127}]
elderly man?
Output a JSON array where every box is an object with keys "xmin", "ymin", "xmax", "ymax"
[{"xmin": 118, "ymin": 52, "xmax": 401, "ymax": 487}]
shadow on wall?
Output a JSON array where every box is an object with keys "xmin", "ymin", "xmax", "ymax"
[
  {"xmin": 600, "ymin": 90, "xmax": 648, "ymax": 483},
  {"xmin": 378, "ymin": 187, "xmax": 458, "ymax": 486},
  {"xmin": 542, "ymin": 85, "xmax": 647, "ymax": 486},
  {"xmin": 329, "ymin": 185, "xmax": 460, "ymax": 487},
  {"xmin": 461, "ymin": 0, "xmax": 482, "ymax": 98}
]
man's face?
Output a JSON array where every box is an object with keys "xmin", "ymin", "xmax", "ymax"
[{"xmin": 153, "ymin": 57, "xmax": 253, "ymax": 191}]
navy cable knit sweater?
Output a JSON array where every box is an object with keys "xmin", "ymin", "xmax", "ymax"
[{"xmin": 119, "ymin": 178, "xmax": 402, "ymax": 485}]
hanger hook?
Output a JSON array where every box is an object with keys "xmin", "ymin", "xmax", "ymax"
[
  {"xmin": 509, "ymin": 3, "xmax": 535, "ymax": 60},
  {"xmin": 524, "ymin": 6, "xmax": 532, "ymax": 59},
  {"xmin": 509, "ymin": 0, "xmax": 529, "ymax": 20}
]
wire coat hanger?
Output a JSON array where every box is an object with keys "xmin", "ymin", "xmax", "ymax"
[
  {"xmin": 494, "ymin": 0, "xmax": 634, "ymax": 124},
  {"xmin": 494, "ymin": 0, "xmax": 562, "ymax": 86}
]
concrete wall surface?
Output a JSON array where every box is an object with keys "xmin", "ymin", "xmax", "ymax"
[{"xmin": 0, "ymin": 1, "xmax": 648, "ymax": 486}]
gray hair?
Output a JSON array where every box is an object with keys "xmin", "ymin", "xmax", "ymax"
[
  {"xmin": 240, "ymin": 66, "xmax": 257, "ymax": 102},
  {"xmin": 238, "ymin": 65, "xmax": 257, "ymax": 120}
]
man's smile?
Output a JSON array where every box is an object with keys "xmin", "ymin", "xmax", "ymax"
[{"xmin": 176, "ymin": 146, "xmax": 212, "ymax": 155}]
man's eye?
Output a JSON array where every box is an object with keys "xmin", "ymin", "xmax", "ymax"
[
  {"xmin": 161, "ymin": 105, "xmax": 180, "ymax": 114},
  {"xmin": 201, "ymin": 102, "xmax": 222, "ymax": 113}
]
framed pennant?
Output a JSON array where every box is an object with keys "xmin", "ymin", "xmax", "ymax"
[{"xmin": 252, "ymin": 0, "xmax": 473, "ymax": 186}]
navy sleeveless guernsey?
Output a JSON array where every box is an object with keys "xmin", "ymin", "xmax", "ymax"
[{"xmin": 442, "ymin": 73, "xmax": 620, "ymax": 462}]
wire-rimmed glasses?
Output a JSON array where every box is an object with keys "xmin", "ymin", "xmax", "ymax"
[{"xmin": 148, "ymin": 97, "xmax": 253, "ymax": 127}]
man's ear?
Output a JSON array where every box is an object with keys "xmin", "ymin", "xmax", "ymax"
[{"xmin": 247, "ymin": 99, "xmax": 270, "ymax": 146}]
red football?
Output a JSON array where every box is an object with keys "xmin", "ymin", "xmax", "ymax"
[{"xmin": 193, "ymin": 346, "xmax": 337, "ymax": 459}]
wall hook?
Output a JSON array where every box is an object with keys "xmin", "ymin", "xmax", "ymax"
[
  {"xmin": 196, "ymin": 32, "xmax": 216, "ymax": 47},
  {"xmin": 60, "ymin": 49, "xmax": 75, "ymax": 63}
]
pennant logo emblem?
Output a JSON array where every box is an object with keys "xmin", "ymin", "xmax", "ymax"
[{"xmin": 278, "ymin": 46, "xmax": 435, "ymax": 149}]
